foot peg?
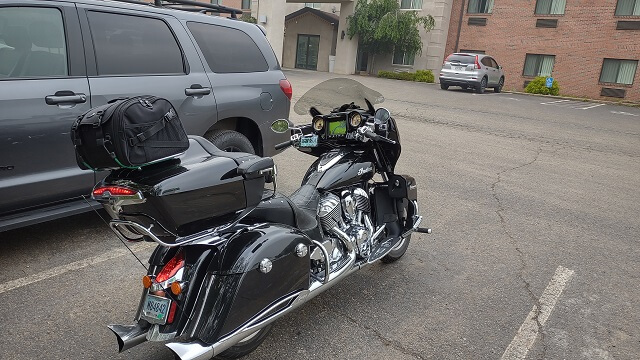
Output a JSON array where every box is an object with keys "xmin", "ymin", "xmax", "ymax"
[{"xmin": 416, "ymin": 227, "xmax": 432, "ymax": 234}]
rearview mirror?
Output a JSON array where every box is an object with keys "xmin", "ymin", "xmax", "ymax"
[
  {"xmin": 374, "ymin": 108, "xmax": 391, "ymax": 123},
  {"xmin": 271, "ymin": 119, "xmax": 290, "ymax": 133}
]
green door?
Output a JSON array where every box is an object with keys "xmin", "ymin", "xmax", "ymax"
[{"xmin": 295, "ymin": 34, "xmax": 320, "ymax": 70}]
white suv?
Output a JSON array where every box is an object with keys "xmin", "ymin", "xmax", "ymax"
[{"xmin": 439, "ymin": 53, "xmax": 505, "ymax": 94}]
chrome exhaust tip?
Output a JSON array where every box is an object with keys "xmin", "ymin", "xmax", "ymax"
[
  {"xmin": 107, "ymin": 323, "xmax": 149, "ymax": 353},
  {"xmin": 166, "ymin": 341, "xmax": 214, "ymax": 360}
]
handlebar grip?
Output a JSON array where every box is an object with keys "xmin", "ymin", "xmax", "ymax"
[{"xmin": 275, "ymin": 139, "xmax": 293, "ymax": 150}]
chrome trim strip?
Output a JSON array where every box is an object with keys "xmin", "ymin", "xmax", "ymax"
[
  {"xmin": 371, "ymin": 224, "xmax": 386, "ymax": 241},
  {"xmin": 401, "ymin": 215, "xmax": 423, "ymax": 239},
  {"xmin": 317, "ymin": 152, "xmax": 345, "ymax": 172}
]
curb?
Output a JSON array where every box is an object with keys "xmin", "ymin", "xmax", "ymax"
[{"xmin": 503, "ymin": 91, "xmax": 640, "ymax": 108}]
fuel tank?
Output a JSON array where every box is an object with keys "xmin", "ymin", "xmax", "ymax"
[{"xmin": 301, "ymin": 149, "xmax": 375, "ymax": 191}]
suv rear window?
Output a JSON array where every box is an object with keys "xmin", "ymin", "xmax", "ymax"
[
  {"xmin": 87, "ymin": 11, "xmax": 185, "ymax": 76},
  {"xmin": 446, "ymin": 54, "xmax": 476, "ymax": 64},
  {"xmin": 187, "ymin": 22, "xmax": 268, "ymax": 73}
]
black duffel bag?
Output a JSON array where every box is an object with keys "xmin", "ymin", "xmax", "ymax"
[{"xmin": 71, "ymin": 96, "xmax": 188, "ymax": 170}]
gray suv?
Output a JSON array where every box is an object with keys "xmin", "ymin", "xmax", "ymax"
[
  {"xmin": 439, "ymin": 53, "xmax": 505, "ymax": 94},
  {"xmin": 0, "ymin": 0, "xmax": 291, "ymax": 232}
]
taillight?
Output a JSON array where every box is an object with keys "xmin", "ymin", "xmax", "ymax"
[
  {"xmin": 280, "ymin": 79, "xmax": 292, "ymax": 101},
  {"xmin": 443, "ymin": 54, "xmax": 451, "ymax": 65},
  {"xmin": 167, "ymin": 301, "xmax": 178, "ymax": 324},
  {"xmin": 156, "ymin": 250, "xmax": 185, "ymax": 283},
  {"xmin": 92, "ymin": 185, "xmax": 137, "ymax": 197},
  {"xmin": 474, "ymin": 55, "xmax": 481, "ymax": 70}
]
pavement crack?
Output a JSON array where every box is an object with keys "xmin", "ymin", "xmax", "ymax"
[
  {"xmin": 324, "ymin": 305, "xmax": 426, "ymax": 360},
  {"xmin": 491, "ymin": 145, "xmax": 549, "ymax": 359}
]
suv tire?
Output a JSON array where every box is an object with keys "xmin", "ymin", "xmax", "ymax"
[
  {"xmin": 205, "ymin": 129, "xmax": 255, "ymax": 154},
  {"xmin": 476, "ymin": 77, "xmax": 487, "ymax": 94},
  {"xmin": 440, "ymin": 83, "xmax": 449, "ymax": 90},
  {"xmin": 494, "ymin": 77, "xmax": 504, "ymax": 93}
]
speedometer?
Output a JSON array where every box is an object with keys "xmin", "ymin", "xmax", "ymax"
[
  {"xmin": 313, "ymin": 117, "xmax": 325, "ymax": 131},
  {"xmin": 349, "ymin": 112, "xmax": 362, "ymax": 127}
]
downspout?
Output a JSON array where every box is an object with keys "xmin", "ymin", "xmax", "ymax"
[{"xmin": 453, "ymin": 0, "xmax": 465, "ymax": 52}]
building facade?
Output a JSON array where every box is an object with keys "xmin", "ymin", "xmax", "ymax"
[{"xmin": 445, "ymin": 0, "xmax": 640, "ymax": 102}]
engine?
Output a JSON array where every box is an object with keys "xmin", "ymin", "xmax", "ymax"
[{"xmin": 315, "ymin": 187, "xmax": 375, "ymax": 263}]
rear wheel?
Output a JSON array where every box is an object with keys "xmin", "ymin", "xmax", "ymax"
[
  {"xmin": 461, "ymin": 85, "xmax": 468, "ymax": 90},
  {"xmin": 476, "ymin": 77, "xmax": 487, "ymax": 94},
  {"xmin": 494, "ymin": 77, "xmax": 504, "ymax": 93},
  {"xmin": 214, "ymin": 324, "xmax": 273, "ymax": 359},
  {"xmin": 440, "ymin": 83, "xmax": 449, "ymax": 90},
  {"xmin": 204, "ymin": 129, "xmax": 255, "ymax": 154}
]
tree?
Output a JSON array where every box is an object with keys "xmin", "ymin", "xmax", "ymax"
[{"xmin": 346, "ymin": 0, "xmax": 435, "ymax": 72}]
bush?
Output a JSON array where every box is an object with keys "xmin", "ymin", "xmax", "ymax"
[
  {"xmin": 377, "ymin": 69, "xmax": 434, "ymax": 83},
  {"xmin": 525, "ymin": 76, "xmax": 560, "ymax": 96},
  {"xmin": 415, "ymin": 69, "xmax": 435, "ymax": 83}
]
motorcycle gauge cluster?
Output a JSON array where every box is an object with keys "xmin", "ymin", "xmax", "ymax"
[
  {"xmin": 349, "ymin": 112, "xmax": 362, "ymax": 127},
  {"xmin": 313, "ymin": 116, "xmax": 324, "ymax": 131}
]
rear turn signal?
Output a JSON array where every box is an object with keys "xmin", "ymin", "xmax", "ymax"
[
  {"xmin": 280, "ymin": 79, "xmax": 292, "ymax": 101},
  {"xmin": 170, "ymin": 281, "xmax": 183, "ymax": 296},
  {"xmin": 92, "ymin": 185, "xmax": 137, "ymax": 197},
  {"xmin": 142, "ymin": 275, "xmax": 153, "ymax": 289}
]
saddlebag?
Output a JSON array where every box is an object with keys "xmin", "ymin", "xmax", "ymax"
[{"xmin": 71, "ymin": 96, "xmax": 188, "ymax": 170}]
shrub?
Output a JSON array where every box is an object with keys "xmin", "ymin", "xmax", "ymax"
[
  {"xmin": 525, "ymin": 76, "xmax": 560, "ymax": 96},
  {"xmin": 377, "ymin": 69, "xmax": 434, "ymax": 83},
  {"xmin": 415, "ymin": 69, "xmax": 435, "ymax": 83}
]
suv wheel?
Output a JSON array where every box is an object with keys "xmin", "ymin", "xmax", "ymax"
[
  {"xmin": 476, "ymin": 77, "xmax": 487, "ymax": 94},
  {"xmin": 494, "ymin": 77, "xmax": 504, "ymax": 93},
  {"xmin": 205, "ymin": 130, "xmax": 255, "ymax": 154},
  {"xmin": 440, "ymin": 83, "xmax": 449, "ymax": 90}
]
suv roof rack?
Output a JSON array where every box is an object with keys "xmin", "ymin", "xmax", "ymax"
[{"xmin": 107, "ymin": 0, "xmax": 243, "ymax": 18}]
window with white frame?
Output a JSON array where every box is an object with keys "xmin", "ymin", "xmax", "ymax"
[
  {"xmin": 393, "ymin": 50, "xmax": 415, "ymax": 66},
  {"xmin": 615, "ymin": 0, "xmax": 640, "ymax": 15},
  {"xmin": 523, "ymin": 54, "xmax": 555, "ymax": 77},
  {"xmin": 304, "ymin": 3, "xmax": 321, "ymax": 9},
  {"xmin": 467, "ymin": 0, "xmax": 494, "ymax": 14},
  {"xmin": 242, "ymin": 0, "xmax": 251, "ymax": 9},
  {"xmin": 535, "ymin": 0, "xmax": 566, "ymax": 15},
  {"xmin": 400, "ymin": 0, "xmax": 423, "ymax": 10},
  {"xmin": 600, "ymin": 59, "xmax": 638, "ymax": 85}
]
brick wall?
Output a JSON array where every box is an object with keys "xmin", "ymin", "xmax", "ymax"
[{"xmin": 444, "ymin": 0, "xmax": 640, "ymax": 102}]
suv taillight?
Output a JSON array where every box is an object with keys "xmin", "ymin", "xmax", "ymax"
[
  {"xmin": 474, "ymin": 55, "xmax": 481, "ymax": 70},
  {"xmin": 280, "ymin": 79, "xmax": 292, "ymax": 101}
]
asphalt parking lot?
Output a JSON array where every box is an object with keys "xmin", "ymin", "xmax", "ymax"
[{"xmin": 1, "ymin": 69, "xmax": 639, "ymax": 360}]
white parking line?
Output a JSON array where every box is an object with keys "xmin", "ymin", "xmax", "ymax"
[
  {"xmin": 500, "ymin": 266, "xmax": 575, "ymax": 360},
  {"xmin": 0, "ymin": 242, "xmax": 153, "ymax": 295},
  {"xmin": 540, "ymin": 100, "xmax": 570, "ymax": 105},
  {"xmin": 579, "ymin": 103, "xmax": 605, "ymax": 110},
  {"xmin": 611, "ymin": 110, "xmax": 639, "ymax": 117}
]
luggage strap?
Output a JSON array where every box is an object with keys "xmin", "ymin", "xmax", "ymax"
[{"xmin": 128, "ymin": 109, "xmax": 177, "ymax": 146}]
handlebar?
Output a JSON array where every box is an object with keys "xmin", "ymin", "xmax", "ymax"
[
  {"xmin": 361, "ymin": 127, "xmax": 396, "ymax": 144},
  {"xmin": 275, "ymin": 139, "xmax": 293, "ymax": 150}
]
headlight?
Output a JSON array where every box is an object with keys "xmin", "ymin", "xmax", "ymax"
[
  {"xmin": 313, "ymin": 117, "xmax": 324, "ymax": 131},
  {"xmin": 349, "ymin": 112, "xmax": 362, "ymax": 127}
]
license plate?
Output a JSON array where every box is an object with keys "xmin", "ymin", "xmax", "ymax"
[
  {"xmin": 454, "ymin": 66, "xmax": 463, "ymax": 71},
  {"xmin": 300, "ymin": 134, "xmax": 318, "ymax": 147},
  {"xmin": 141, "ymin": 294, "xmax": 171, "ymax": 325}
]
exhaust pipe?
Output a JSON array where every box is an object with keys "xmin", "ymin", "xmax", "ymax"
[
  {"xmin": 107, "ymin": 323, "xmax": 149, "ymax": 353},
  {"xmin": 166, "ymin": 341, "xmax": 214, "ymax": 360}
]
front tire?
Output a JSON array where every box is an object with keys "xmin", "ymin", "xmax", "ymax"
[
  {"xmin": 440, "ymin": 83, "xmax": 449, "ymax": 90},
  {"xmin": 494, "ymin": 77, "xmax": 504, "ymax": 93},
  {"xmin": 380, "ymin": 235, "xmax": 410, "ymax": 263},
  {"xmin": 214, "ymin": 324, "xmax": 273, "ymax": 360},
  {"xmin": 205, "ymin": 129, "xmax": 255, "ymax": 154}
]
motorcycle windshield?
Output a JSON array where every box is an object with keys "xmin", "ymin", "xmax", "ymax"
[{"xmin": 294, "ymin": 78, "xmax": 385, "ymax": 115}]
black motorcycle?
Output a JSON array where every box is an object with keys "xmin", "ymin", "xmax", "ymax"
[{"xmin": 96, "ymin": 78, "xmax": 430, "ymax": 359}]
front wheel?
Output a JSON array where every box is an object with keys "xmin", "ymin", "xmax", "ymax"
[
  {"xmin": 380, "ymin": 235, "xmax": 411, "ymax": 263},
  {"xmin": 214, "ymin": 324, "xmax": 273, "ymax": 359},
  {"xmin": 440, "ymin": 83, "xmax": 449, "ymax": 90},
  {"xmin": 494, "ymin": 77, "xmax": 504, "ymax": 93}
]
